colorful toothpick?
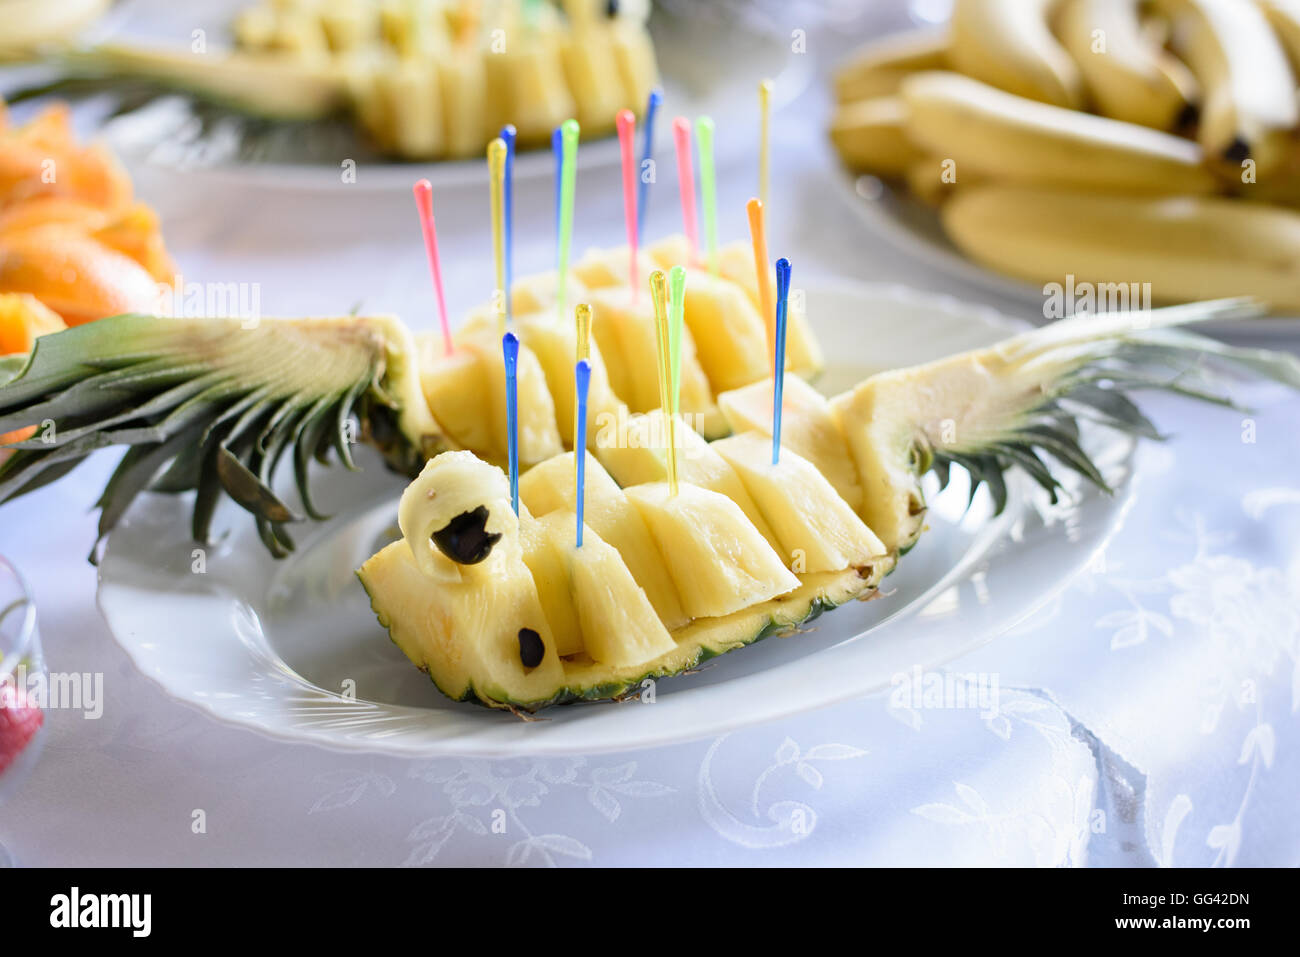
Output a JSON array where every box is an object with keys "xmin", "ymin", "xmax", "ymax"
[
  {"xmin": 503, "ymin": 332, "xmax": 520, "ymax": 515},
  {"xmin": 773, "ymin": 258, "xmax": 790, "ymax": 465},
  {"xmin": 575, "ymin": 302, "xmax": 592, "ymax": 364},
  {"xmin": 759, "ymin": 78, "xmax": 773, "ymax": 211},
  {"xmin": 552, "ymin": 125, "xmax": 564, "ymax": 256},
  {"xmin": 557, "ymin": 118, "xmax": 580, "ymax": 324},
  {"xmin": 695, "ymin": 116, "xmax": 717, "ymax": 274},
  {"xmin": 616, "ymin": 109, "xmax": 639, "ymax": 298},
  {"xmin": 488, "ymin": 137, "xmax": 507, "ymax": 335},
  {"xmin": 746, "ymin": 197, "xmax": 776, "ymax": 366},
  {"xmin": 413, "ymin": 179, "xmax": 453, "ymax": 357},
  {"xmin": 649, "ymin": 269, "xmax": 678, "ymax": 498},
  {"xmin": 667, "ymin": 265, "xmax": 686, "ymax": 415},
  {"xmin": 672, "ymin": 117, "xmax": 698, "ymax": 264},
  {"xmin": 637, "ymin": 87, "xmax": 662, "ymax": 245},
  {"xmin": 574, "ymin": 358, "xmax": 592, "ymax": 546},
  {"xmin": 501, "ymin": 124, "xmax": 516, "ymax": 324},
  {"xmin": 575, "ymin": 301, "xmax": 592, "ymax": 447}
]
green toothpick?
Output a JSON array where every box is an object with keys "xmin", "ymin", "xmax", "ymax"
[
  {"xmin": 557, "ymin": 118, "xmax": 580, "ymax": 324},
  {"xmin": 668, "ymin": 265, "xmax": 686, "ymax": 417},
  {"xmin": 695, "ymin": 116, "xmax": 718, "ymax": 274}
]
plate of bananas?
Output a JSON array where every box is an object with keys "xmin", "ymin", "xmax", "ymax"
[
  {"xmin": 4, "ymin": 228, "xmax": 1294, "ymax": 754},
  {"xmin": 828, "ymin": 0, "xmax": 1300, "ymax": 337}
]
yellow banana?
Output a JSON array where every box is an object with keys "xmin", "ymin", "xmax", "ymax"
[
  {"xmin": 833, "ymin": 30, "xmax": 948, "ymax": 103},
  {"xmin": 1056, "ymin": 0, "xmax": 1198, "ymax": 129},
  {"xmin": 1154, "ymin": 0, "xmax": 1298, "ymax": 177},
  {"xmin": 829, "ymin": 96, "xmax": 921, "ymax": 177},
  {"xmin": 899, "ymin": 71, "xmax": 1217, "ymax": 194},
  {"xmin": 904, "ymin": 156, "xmax": 983, "ymax": 206},
  {"xmin": 948, "ymin": 0, "xmax": 1085, "ymax": 108},
  {"xmin": 943, "ymin": 183, "xmax": 1300, "ymax": 310}
]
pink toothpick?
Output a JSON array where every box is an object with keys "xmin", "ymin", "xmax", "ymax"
[
  {"xmin": 672, "ymin": 116, "xmax": 698, "ymax": 265},
  {"xmin": 413, "ymin": 178, "xmax": 453, "ymax": 356},
  {"xmin": 616, "ymin": 109, "xmax": 639, "ymax": 300}
]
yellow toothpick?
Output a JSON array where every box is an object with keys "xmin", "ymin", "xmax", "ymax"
[
  {"xmin": 649, "ymin": 270, "xmax": 678, "ymax": 497},
  {"xmin": 759, "ymin": 78, "xmax": 773, "ymax": 212},
  {"xmin": 488, "ymin": 137, "xmax": 507, "ymax": 335}
]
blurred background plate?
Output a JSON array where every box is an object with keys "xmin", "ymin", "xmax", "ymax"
[
  {"xmin": 5, "ymin": 0, "xmax": 813, "ymax": 191},
  {"xmin": 833, "ymin": 166, "xmax": 1300, "ymax": 340}
]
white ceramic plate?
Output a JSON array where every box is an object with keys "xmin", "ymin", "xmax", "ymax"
[
  {"xmin": 96, "ymin": 279, "xmax": 1138, "ymax": 756},
  {"xmin": 834, "ymin": 168, "xmax": 1300, "ymax": 341}
]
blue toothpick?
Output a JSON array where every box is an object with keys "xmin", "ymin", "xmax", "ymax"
[
  {"xmin": 773, "ymin": 258, "xmax": 790, "ymax": 465},
  {"xmin": 552, "ymin": 125, "xmax": 564, "ymax": 263},
  {"xmin": 503, "ymin": 332, "xmax": 520, "ymax": 515},
  {"xmin": 637, "ymin": 87, "xmax": 662, "ymax": 246},
  {"xmin": 501, "ymin": 124, "xmax": 516, "ymax": 325},
  {"xmin": 574, "ymin": 358, "xmax": 592, "ymax": 547}
]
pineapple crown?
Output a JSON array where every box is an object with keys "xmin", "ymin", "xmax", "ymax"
[{"xmin": 927, "ymin": 301, "xmax": 1300, "ymax": 513}]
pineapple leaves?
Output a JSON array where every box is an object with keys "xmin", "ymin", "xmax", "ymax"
[
  {"xmin": 0, "ymin": 315, "xmax": 398, "ymax": 561},
  {"xmin": 923, "ymin": 312, "xmax": 1297, "ymax": 519}
]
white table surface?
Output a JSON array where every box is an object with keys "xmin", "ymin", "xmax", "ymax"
[{"xmin": 1, "ymin": 1, "xmax": 1298, "ymax": 867}]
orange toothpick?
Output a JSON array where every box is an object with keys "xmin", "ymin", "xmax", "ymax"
[{"xmin": 746, "ymin": 197, "xmax": 775, "ymax": 366}]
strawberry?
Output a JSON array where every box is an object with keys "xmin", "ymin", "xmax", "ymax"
[{"xmin": 0, "ymin": 680, "xmax": 44, "ymax": 777}]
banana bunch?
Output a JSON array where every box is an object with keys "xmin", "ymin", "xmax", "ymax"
[{"xmin": 830, "ymin": 0, "xmax": 1300, "ymax": 312}]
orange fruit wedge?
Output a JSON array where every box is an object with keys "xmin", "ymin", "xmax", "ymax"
[
  {"xmin": 0, "ymin": 292, "xmax": 66, "ymax": 449},
  {"xmin": 0, "ymin": 228, "xmax": 163, "ymax": 326}
]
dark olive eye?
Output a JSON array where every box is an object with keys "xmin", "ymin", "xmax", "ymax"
[
  {"xmin": 1221, "ymin": 137, "xmax": 1250, "ymax": 163},
  {"xmin": 431, "ymin": 506, "xmax": 501, "ymax": 565},
  {"xmin": 518, "ymin": 628, "xmax": 545, "ymax": 669},
  {"xmin": 605, "ymin": 0, "xmax": 620, "ymax": 17}
]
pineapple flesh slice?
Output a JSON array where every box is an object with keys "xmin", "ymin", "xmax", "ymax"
[
  {"xmin": 520, "ymin": 451, "xmax": 687, "ymax": 629},
  {"xmin": 624, "ymin": 481, "xmax": 800, "ymax": 620},
  {"xmin": 647, "ymin": 236, "xmax": 824, "ymax": 379},
  {"xmin": 593, "ymin": 410, "xmax": 783, "ymax": 554},
  {"xmin": 718, "ymin": 375, "xmax": 863, "ymax": 510},
  {"xmin": 418, "ymin": 326, "xmax": 562, "ymax": 468},
  {"xmin": 459, "ymin": 307, "xmax": 624, "ymax": 449},
  {"xmin": 712, "ymin": 432, "xmax": 885, "ymax": 574},
  {"xmin": 359, "ymin": 538, "xmax": 568, "ymax": 705},
  {"xmin": 583, "ymin": 286, "xmax": 726, "ymax": 439},
  {"xmin": 531, "ymin": 510, "xmax": 677, "ymax": 668}
]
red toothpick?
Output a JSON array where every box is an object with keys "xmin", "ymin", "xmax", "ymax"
[
  {"xmin": 413, "ymin": 179, "xmax": 453, "ymax": 357},
  {"xmin": 616, "ymin": 109, "xmax": 639, "ymax": 299},
  {"xmin": 672, "ymin": 116, "xmax": 699, "ymax": 265}
]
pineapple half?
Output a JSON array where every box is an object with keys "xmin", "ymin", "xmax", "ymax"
[{"xmin": 0, "ymin": 272, "xmax": 1296, "ymax": 708}]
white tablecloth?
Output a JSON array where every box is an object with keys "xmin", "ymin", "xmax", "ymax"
[{"xmin": 2, "ymin": 2, "xmax": 1298, "ymax": 867}]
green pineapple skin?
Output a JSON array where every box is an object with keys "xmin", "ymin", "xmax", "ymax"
[{"xmin": 357, "ymin": 561, "xmax": 888, "ymax": 712}]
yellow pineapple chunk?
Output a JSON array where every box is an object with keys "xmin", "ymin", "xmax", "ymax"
[
  {"xmin": 593, "ymin": 411, "xmax": 782, "ymax": 555},
  {"xmin": 718, "ymin": 375, "xmax": 863, "ymax": 510},
  {"xmin": 583, "ymin": 286, "xmax": 725, "ymax": 438},
  {"xmin": 649, "ymin": 235, "xmax": 823, "ymax": 379},
  {"xmin": 624, "ymin": 482, "xmax": 799, "ymax": 619},
  {"xmin": 520, "ymin": 451, "xmax": 686, "ymax": 629},
  {"xmin": 712, "ymin": 432, "xmax": 885, "ymax": 573},
  {"xmin": 523, "ymin": 510, "xmax": 676, "ymax": 667}
]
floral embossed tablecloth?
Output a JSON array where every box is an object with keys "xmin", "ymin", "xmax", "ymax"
[{"xmin": 1, "ymin": 1, "xmax": 1297, "ymax": 867}]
